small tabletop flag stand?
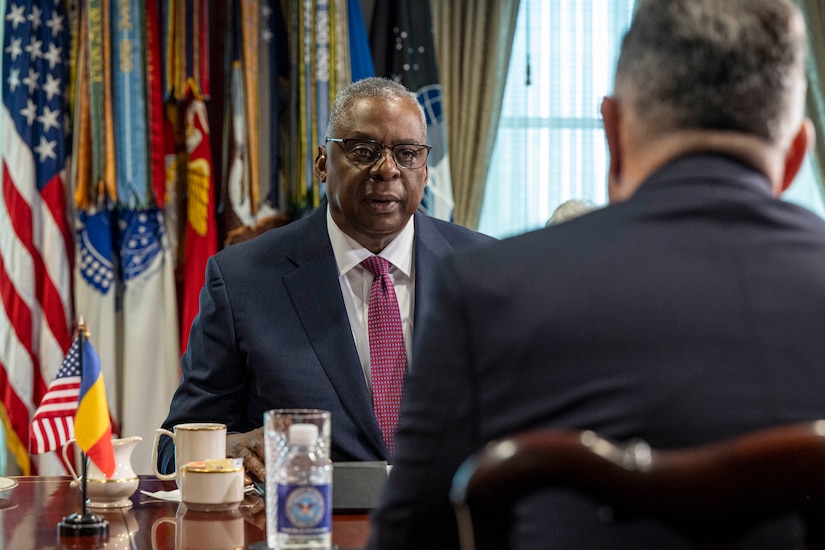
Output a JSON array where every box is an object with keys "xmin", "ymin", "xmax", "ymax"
[{"xmin": 57, "ymin": 318, "xmax": 108, "ymax": 543}]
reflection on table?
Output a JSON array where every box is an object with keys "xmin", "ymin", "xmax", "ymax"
[{"xmin": 0, "ymin": 475, "xmax": 370, "ymax": 549}]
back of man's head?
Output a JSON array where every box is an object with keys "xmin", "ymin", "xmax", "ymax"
[{"xmin": 615, "ymin": 0, "xmax": 807, "ymax": 148}]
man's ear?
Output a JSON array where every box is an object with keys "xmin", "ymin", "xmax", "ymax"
[
  {"xmin": 601, "ymin": 96, "xmax": 623, "ymax": 200},
  {"xmin": 313, "ymin": 146, "xmax": 328, "ymax": 182},
  {"xmin": 779, "ymin": 119, "xmax": 814, "ymax": 195}
]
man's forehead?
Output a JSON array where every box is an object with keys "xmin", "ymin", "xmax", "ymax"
[{"xmin": 337, "ymin": 97, "xmax": 425, "ymax": 136}]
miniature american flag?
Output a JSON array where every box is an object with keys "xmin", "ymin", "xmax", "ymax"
[{"xmin": 29, "ymin": 338, "xmax": 81, "ymax": 455}]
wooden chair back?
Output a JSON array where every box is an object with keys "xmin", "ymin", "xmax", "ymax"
[{"xmin": 451, "ymin": 421, "xmax": 825, "ymax": 549}]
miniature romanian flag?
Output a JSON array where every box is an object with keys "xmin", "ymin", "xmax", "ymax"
[{"xmin": 74, "ymin": 339, "xmax": 116, "ymax": 478}]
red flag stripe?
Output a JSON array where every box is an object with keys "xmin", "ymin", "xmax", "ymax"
[
  {"xmin": 3, "ymin": 165, "xmax": 73, "ymax": 354},
  {"xmin": 38, "ymin": 174, "xmax": 75, "ymax": 313},
  {"xmin": 31, "ymin": 412, "xmax": 75, "ymax": 455},
  {"xmin": 0, "ymin": 229, "xmax": 38, "ymax": 380},
  {"xmin": 2, "ymin": 159, "xmax": 65, "ymax": 402},
  {"xmin": 0, "ymin": 215, "xmax": 41, "ymax": 421}
]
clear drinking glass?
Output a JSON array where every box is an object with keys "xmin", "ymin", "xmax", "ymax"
[{"xmin": 264, "ymin": 409, "xmax": 331, "ymax": 548}]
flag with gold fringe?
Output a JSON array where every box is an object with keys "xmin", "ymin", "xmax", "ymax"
[
  {"xmin": 1, "ymin": 0, "xmax": 74, "ymax": 475},
  {"xmin": 180, "ymin": 86, "xmax": 218, "ymax": 353}
]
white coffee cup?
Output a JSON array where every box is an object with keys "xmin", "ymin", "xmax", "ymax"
[
  {"xmin": 151, "ymin": 422, "xmax": 227, "ymax": 485},
  {"xmin": 179, "ymin": 459, "xmax": 244, "ymax": 511}
]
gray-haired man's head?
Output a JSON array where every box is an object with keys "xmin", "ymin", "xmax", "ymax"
[{"xmin": 615, "ymin": 0, "xmax": 807, "ymax": 147}]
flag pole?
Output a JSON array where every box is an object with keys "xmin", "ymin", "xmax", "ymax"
[
  {"xmin": 58, "ymin": 317, "xmax": 108, "ymax": 542},
  {"xmin": 78, "ymin": 322, "xmax": 89, "ymax": 518}
]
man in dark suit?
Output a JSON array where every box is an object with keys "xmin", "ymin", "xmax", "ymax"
[
  {"xmin": 157, "ymin": 77, "xmax": 493, "ymax": 479},
  {"xmin": 369, "ymin": 0, "xmax": 825, "ymax": 548}
]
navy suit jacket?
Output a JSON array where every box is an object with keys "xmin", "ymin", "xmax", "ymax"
[
  {"xmin": 158, "ymin": 204, "xmax": 494, "ymax": 472},
  {"xmin": 369, "ymin": 154, "xmax": 825, "ymax": 549}
]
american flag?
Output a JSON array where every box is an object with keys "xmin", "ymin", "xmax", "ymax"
[
  {"xmin": 29, "ymin": 337, "xmax": 81, "ymax": 455},
  {"xmin": 1, "ymin": 0, "xmax": 74, "ymax": 473}
]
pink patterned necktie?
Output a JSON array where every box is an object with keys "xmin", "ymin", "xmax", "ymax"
[{"xmin": 361, "ymin": 256, "xmax": 407, "ymax": 455}]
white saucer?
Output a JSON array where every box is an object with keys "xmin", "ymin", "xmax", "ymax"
[
  {"xmin": 87, "ymin": 498, "xmax": 133, "ymax": 509},
  {"xmin": 183, "ymin": 500, "xmax": 241, "ymax": 512},
  {"xmin": 0, "ymin": 477, "xmax": 18, "ymax": 491}
]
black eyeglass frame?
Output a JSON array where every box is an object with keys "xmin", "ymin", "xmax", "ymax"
[{"xmin": 325, "ymin": 137, "xmax": 432, "ymax": 169}]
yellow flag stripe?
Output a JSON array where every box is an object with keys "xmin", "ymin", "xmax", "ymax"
[{"xmin": 75, "ymin": 378, "xmax": 111, "ymax": 451}]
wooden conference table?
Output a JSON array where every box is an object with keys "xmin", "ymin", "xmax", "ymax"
[{"xmin": 0, "ymin": 475, "xmax": 370, "ymax": 549}]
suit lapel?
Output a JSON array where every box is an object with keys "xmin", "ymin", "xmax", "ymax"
[{"xmin": 283, "ymin": 206, "xmax": 388, "ymax": 457}]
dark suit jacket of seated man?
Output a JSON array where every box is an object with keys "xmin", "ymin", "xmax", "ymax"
[
  {"xmin": 368, "ymin": 0, "xmax": 825, "ymax": 548},
  {"xmin": 157, "ymin": 77, "xmax": 494, "ymax": 477}
]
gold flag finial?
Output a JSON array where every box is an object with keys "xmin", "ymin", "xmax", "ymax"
[{"xmin": 77, "ymin": 315, "xmax": 90, "ymax": 339}]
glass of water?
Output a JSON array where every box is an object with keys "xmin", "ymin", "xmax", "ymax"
[{"xmin": 264, "ymin": 409, "xmax": 331, "ymax": 548}]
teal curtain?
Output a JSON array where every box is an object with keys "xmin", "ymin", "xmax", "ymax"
[
  {"xmin": 479, "ymin": 0, "xmax": 635, "ymax": 238},
  {"xmin": 797, "ymin": 1, "xmax": 825, "ymax": 200}
]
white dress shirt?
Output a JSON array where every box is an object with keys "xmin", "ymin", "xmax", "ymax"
[{"xmin": 327, "ymin": 208, "xmax": 415, "ymax": 391}]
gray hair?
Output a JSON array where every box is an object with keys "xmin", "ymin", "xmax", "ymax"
[
  {"xmin": 615, "ymin": 0, "xmax": 807, "ymax": 145},
  {"xmin": 326, "ymin": 77, "xmax": 427, "ymax": 137},
  {"xmin": 546, "ymin": 199, "xmax": 598, "ymax": 226}
]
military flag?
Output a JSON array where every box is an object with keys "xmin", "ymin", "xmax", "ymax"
[
  {"xmin": 370, "ymin": 0, "xmax": 455, "ymax": 221},
  {"xmin": 118, "ymin": 208, "xmax": 180, "ymax": 474},
  {"xmin": 180, "ymin": 90, "xmax": 218, "ymax": 353}
]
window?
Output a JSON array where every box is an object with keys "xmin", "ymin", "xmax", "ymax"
[
  {"xmin": 783, "ymin": 158, "xmax": 825, "ymax": 218},
  {"xmin": 479, "ymin": 0, "xmax": 825, "ymax": 239}
]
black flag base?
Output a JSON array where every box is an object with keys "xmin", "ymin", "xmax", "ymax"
[{"xmin": 57, "ymin": 512, "xmax": 109, "ymax": 541}]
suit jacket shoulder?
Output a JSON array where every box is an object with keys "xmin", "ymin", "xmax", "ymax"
[{"xmin": 211, "ymin": 206, "xmax": 331, "ymax": 273}]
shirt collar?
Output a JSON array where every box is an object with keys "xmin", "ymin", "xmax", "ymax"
[{"xmin": 327, "ymin": 207, "xmax": 415, "ymax": 277}]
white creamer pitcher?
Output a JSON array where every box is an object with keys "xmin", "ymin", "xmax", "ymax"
[{"xmin": 62, "ymin": 435, "xmax": 142, "ymax": 508}]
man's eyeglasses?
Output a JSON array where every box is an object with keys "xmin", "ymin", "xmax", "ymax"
[{"xmin": 325, "ymin": 137, "xmax": 431, "ymax": 170}]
